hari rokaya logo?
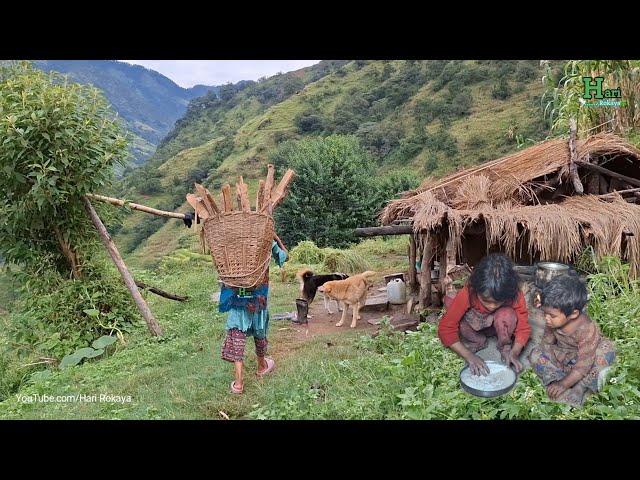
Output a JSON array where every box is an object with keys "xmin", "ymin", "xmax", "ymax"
[{"xmin": 580, "ymin": 77, "xmax": 626, "ymax": 107}]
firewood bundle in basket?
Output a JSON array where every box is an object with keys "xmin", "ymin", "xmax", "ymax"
[{"xmin": 185, "ymin": 164, "xmax": 295, "ymax": 288}]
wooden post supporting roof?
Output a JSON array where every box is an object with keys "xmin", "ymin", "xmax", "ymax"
[
  {"xmin": 408, "ymin": 234, "xmax": 417, "ymax": 293},
  {"xmin": 419, "ymin": 236, "xmax": 432, "ymax": 309}
]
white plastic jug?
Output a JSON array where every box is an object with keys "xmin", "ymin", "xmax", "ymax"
[{"xmin": 387, "ymin": 278, "xmax": 406, "ymax": 304}]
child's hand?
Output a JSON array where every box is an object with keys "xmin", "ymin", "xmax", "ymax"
[
  {"xmin": 466, "ymin": 354, "xmax": 490, "ymax": 376},
  {"xmin": 501, "ymin": 349, "xmax": 523, "ymax": 373},
  {"xmin": 546, "ymin": 381, "xmax": 568, "ymax": 400}
]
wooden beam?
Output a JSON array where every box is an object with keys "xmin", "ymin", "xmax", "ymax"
[
  {"xmin": 576, "ymin": 160, "xmax": 640, "ymax": 188},
  {"xmin": 135, "ymin": 280, "xmax": 189, "ymax": 301},
  {"xmin": 599, "ymin": 187, "xmax": 640, "ymax": 197},
  {"xmin": 82, "ymin": 196, "xmax": 162, "ymax": 337},
  {"xmin": 355, "ymin": 225, "xmax": 414, "ymax": 236},
  {"xmin": 568, "ymin": 118, "xmax": 584, "ymax": 194},
  {"xmin": 86, "ymin": 193, "xmax": 186, "ymax": 219},
  {"xmin": 355, "ymin": 223, "xmax": 485, "ymax": 237},
  {"xmin": 419, "ymin": 236, "xmax": 432, "ymax": 308},
  {"xmin": 408, "ymin": 234, "xmax": 417, "ymax": 293}
]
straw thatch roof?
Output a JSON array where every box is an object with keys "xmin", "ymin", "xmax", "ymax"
[{"xmin": 380, "ymin": 133, "xmax": 640, "ymax": 276}]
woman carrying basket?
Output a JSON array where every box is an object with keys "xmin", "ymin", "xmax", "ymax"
[{"xmin": 221, "ymin": 234, "xmax": 288, "ymax": 395}]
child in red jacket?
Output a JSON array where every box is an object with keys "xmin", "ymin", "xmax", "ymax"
[{"xmin": 438, "ymin": 254, "xmax": 531, "ymax": 376}]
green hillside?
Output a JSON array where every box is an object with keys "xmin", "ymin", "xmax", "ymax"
[{"xmin": 115, "ymin": 60, "xmax": 556, "ymax": 258}]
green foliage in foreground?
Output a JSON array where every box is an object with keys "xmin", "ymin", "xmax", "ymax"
[
  {"xmin": 248, "ymin": 257, "xmax": 640, "ymax": 420},
  {"xmin": 1, "ymin": 251, "xmax": 637, "ymax": 419}
]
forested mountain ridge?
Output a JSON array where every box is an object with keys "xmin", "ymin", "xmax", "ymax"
[{"xmin": 33, "ymin": 60, "xmax": 219, "ymax": 164}]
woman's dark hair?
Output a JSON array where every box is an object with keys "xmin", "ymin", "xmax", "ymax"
[
  {"xmin": 468, "ymin": 253, "xmax": 520, "ymax": 303},
  {"xmin": 540, "ymin": 274, "xmax": 588, "ymax": 316}
]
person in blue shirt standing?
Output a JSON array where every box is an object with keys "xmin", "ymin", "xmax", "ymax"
[{"xmin": 220, "ymin": 234, "xmax": 288, "ymax": 395}]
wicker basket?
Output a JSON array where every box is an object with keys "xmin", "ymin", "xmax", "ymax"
[{"xmin": 203, "ymin": 211, "xmax": 275, "ymax": 288}]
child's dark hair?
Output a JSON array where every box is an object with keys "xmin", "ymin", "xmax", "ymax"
[
  {"xmin": 468, "ymin": 254, "xmax": 520, "ymax": 303},
  {"xmin": 540, "ymin": 274, "xmax": 588, "ymax": 316}
]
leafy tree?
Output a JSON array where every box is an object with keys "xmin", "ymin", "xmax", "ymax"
[
  {"xmin": 492, "ymin": 77, "xmax": 512, "ymax": 100},
  {"xmin": 371, "ymin": 171, "xmax": 420, "ymax": 214},
  {"xmin": 0, "ymin": 61, "xmax": 140, "ymax": 354},
  {"xmin": 294, "ymin": 110, "xmax": 324, "ymax": 133},
  {"xmin": 0, "ymin": 61, "xmax": 130, "ymax": 277},
  {"xmin": 273, "ymin": 136, "xmax": 379, "ymax": 248}
]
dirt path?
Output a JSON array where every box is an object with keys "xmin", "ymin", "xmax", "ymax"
[{"xmin": 269, "ymin": 279, "xmax": 546, "ymax": 372}]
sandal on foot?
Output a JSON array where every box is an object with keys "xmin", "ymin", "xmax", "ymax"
[
  {"xmin": 257, "ymin": 358, "xmax": 275, "ymax": 377},
  {"xmin": 230, "ymin": 380, "xmax": 244, "ymax": 394}
]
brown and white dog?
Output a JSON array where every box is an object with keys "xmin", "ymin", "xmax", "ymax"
[
  {"xmin": 321, "ymin": 271, "xmax": 376, "ymax": 328},
  {"xmin": 296, "ymin": 269, "xmax": 349, "ymax": 315}
]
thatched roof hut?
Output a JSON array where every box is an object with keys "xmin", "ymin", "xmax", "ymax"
[{"xmin": 371, "ymin": 133, "xmax": 640, "ymax": 308}]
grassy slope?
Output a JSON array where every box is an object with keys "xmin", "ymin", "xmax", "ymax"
[
  {"xmin": 114, "ymin": 60, "xmax": 546, "ymax": 260},
  {"xmin": 0, "ymin": 239, "xmax": 406, "ymax": 419},
  {"xmin": 2, "ymin": 238, "xmax": 638, "ymax": 420},
  {"xmin": 138, "ymin": 60, "xmax": 544, "ymax": 188}
]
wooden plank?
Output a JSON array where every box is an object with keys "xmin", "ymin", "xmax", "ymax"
[
  {"xmin": 82, "ymin": 196, "xmax": 162, "ymax": 336},
  {"xmin": 186, "ymin": 193, "xmax": 210, "ymax": 220},
  {"xmin": 576, "ymin": 160, "xmax": 640, "ymax": 188},
  {"xmin": 255, "ymin": 180, "xmax": 265, "ymax": 212},
  {"xmin": 236, "ymin": 176, "xmax": 251, "ymax": 212},
  {"xmin": 194, "ymin": 183, "xmax": 215, "ymax": 216},
  {"xmin": 203, "ymin": 187, "xmax": 220, "ymax": 214},
  {"xmin": 263, "ymin": 164, "xmax": 275, "ymax": 214},
  {"xmin": 268, "ymin": 169, "xmax": 296, "ymax": 211},
  {"xmin": 221, "ymin": 184, "xmax": 233, "ymax": 212},
  {"xmin": 355, "ymin": 225, "xmax": 414, "ymax": 236}
]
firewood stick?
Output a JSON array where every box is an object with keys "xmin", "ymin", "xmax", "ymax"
[
  {"xmin": 221, "ymin": 184, "xmax": 233, "ymax": 212},
  {"xmin": 267, "ymin": 169, "xmax": 296, "ymax": 211},
  {"xmin": 255, "ymin": 180, "xmax": 265, "ymax": 212},
  {"xmin": 263, "ymin": 164, "xmax": 275, "ymax": 214},
  {"xmin": 236, "ymin": 176, "xmax": 250, "ymax": 212},
  {"xmin": 186, "ymin": 193, "xmax": 210, "ymax": 220},
  {"xmin": 194, "ymin": 184, "xmax": 215, "ymax": 216}
]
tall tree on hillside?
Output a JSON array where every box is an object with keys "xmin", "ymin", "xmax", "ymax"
[{"xmin": 272, "ymin": 136, "xmax": 379, "ymax": 248}]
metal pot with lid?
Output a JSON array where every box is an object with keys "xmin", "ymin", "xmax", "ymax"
[{"xmin": 535, "ymin": 261, "xmax": 571, "ymax": 289}]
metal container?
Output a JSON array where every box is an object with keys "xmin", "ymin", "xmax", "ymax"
[
  {"xmin": 460, "ymin": 361, "xmax": 517, "ymax": 398},
  {"xmin": 535, "ymin": 261, "xmax": 570, "ymax": 289}
]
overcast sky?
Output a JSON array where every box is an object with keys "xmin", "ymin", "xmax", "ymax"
[{"xmin": 119, "ymin": 60, "xmax": 321, "ymax": 88}]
